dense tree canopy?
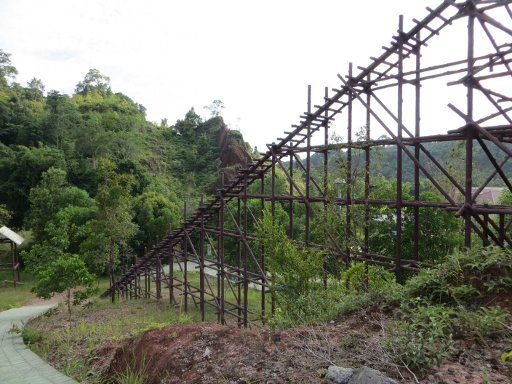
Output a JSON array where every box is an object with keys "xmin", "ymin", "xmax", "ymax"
[{"xmin": 0, "ymin": 49, "xmax": 251, "ymax": 285}]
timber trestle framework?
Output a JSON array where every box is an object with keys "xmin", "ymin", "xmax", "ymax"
[{"xmin": 103, "ymin": 0, "xmax": 512, "ymax": 326}]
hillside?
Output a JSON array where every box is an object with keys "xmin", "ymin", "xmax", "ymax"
[
  {"xmin": 0, "ymin": 51, "xmax": 252, "ymax": 264},
  {"xmin": 311, "ymin": 140, "xmax": 511, "ymax": 189}
]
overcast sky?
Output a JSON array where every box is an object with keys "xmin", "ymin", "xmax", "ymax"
[{"xmin": 0, "ymin": 1, "xmax": 506, "ymax": 151}]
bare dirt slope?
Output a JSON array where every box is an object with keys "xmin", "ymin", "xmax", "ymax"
[{"xmin": 103, "ymin": 308, "xmax": 511, "ymax": 384}]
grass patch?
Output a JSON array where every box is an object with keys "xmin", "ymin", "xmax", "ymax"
[
  {"xmin": 113, "ymin": 357, "xmax": 148, "ymax": 384},
  {"xmin": 26, "ymin": 272, "xmax": 263, "ymax": 383},
  {"xmin": 0, "ymin": 271, "xmax": 36, "ymax": 311}
]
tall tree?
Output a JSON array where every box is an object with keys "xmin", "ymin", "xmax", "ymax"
[
  {"xmin": 75, "ymin": 68, "xmax": 111, "ymax": 96},
  {"xmin": 83, "ymin": 158, "xmax": 137, "ymax": 301},
  {"xmin": 0, "ymin": 49, "xmax": 17, "ymax": 88},
  {"xmin": 26, "ymin": 167, "xmax": 93, "ymax": 241}
]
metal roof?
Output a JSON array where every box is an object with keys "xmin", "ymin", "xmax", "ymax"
[{"xmin": 0, "ymin": 226, "xmax": 24, "ymax": 246}]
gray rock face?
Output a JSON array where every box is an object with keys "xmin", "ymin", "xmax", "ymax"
[
  {"xmin": 325, "ymin": 366, "xmax": 354, "ymax": 384},
  {"xmin": 325, "ymin": 366, "xmax": 397, "ymax": 384}
]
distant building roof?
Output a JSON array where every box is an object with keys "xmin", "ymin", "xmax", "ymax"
[
  {"xmin": 0, "ymin": 226, "xmax": 24, "ymax": 246},
  {"xmin": 472, "ymin": 187, "xmax": 504, "ymax": 205}
]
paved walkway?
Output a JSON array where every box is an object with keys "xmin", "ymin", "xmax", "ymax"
[
  {"xmin": 0, "ymin": 305, "xmax": 78, "ymax": 384},
  {"xmin": 169, "ymin": 261, "xmax": 263, "ymax": 291}
]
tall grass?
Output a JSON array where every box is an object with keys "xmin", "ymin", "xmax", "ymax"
[{"xmin": 114, "ymin": 357, "xmax": 148, "ymax": 384}]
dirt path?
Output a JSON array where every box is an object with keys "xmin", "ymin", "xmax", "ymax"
[{"xmin": 23, "ymin": 291, "xmax": 68, "ymax": 307}]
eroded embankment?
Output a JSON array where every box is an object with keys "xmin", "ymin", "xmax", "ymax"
[{"xmin": 101, "ymin": 308, "xmax": 511, "ymax": 384}]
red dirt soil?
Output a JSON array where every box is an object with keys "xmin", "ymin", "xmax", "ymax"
[{"xmin": 101, "ymin": 309, "xmax": 511, "ymax": 384}]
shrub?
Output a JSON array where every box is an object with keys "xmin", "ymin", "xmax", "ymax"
[
  {"xmin": 22, "ymin": 326, "xmax": 43, "ymax": 345},
  {"xmin": 342, "ymin": 262, "xmax": 397, "ymax": 294},
  {"xmin": 268, "ymin": 285, "xmax": 370, "ymax": 328},
  {"xmin": 403, "ymin": 246, "xmax": 512, "ymax": 305},
  {"xmin": 457, "ymin": 306, "xmax": 510, "ymax": 339},
  {"xmin": 387, "ymin": 297, "xmax": 511, "ymax": 373},
  {"xmin": 385, "ymin": 318, "xmax": 454, "ymax": 373}
]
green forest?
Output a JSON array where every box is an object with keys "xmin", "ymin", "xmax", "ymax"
[{"xmin": 0, "ymin": 49, "xmax": 254, "ymax": 295}]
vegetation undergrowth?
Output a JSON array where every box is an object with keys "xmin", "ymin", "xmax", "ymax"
[
  {"xmin": 260, "ymin": 215, "xmax": 512, "ymax": 378},
  {"xmin": 384, "ymin": 246, "xmax": 512, "ymax": 374},
  {"xmin": 24, "ymin": 295, "xmax": 201, "ymax": 383},
  {"xmin": 113, "ymin": 356, "xmax": 148, "ymax": 384}
]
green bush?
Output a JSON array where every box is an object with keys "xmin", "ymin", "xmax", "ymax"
[
  {"xmin": 387, "ymin": 297, "xmax": 511, "ymax": 373},
  {"xmin": 457, "ymin": 306, "xmax": 510, "ymax": 339},
  {"xmin": 386, "ymin": 246, "xmax": 512, "ymax": 375},
  {"xmin": 269, "ymin": 283, "xmax": 398, "ymax": 329},
  {"xmin": 268, "ymin": 286, "xmax": 369, "ymax": 328},
  {"xmin": 385, "ymin": 318, "xmax": 453, "ymax": 373},
  {"xmin": 342, "ymin": 262, "xmax": 397, "ymax": 294},
  {"xmin": 22, "ymin": 326, "xmax": 43, "ymax": 345},
  {"xmin": 404, "ymin": 246, "xmax": 512, "ymax": 305}
]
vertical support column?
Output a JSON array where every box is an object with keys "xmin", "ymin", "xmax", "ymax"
[
  {"xmin": 147, "ymin": 268, "xmax": 151, "ymax": 297},
  {"xmin": 465, "ymin": 7, "xmax": 476, "ymax": 248},
  {"xmin": 323, "ymin": 86, "xmax": 329, "ymax": 288},
  {"xmin": 260, "ymin": 173, "xmax": 266, "ymax": 322},
  {"xmin": 289, "ymin": 153, "xmax": 294, "ymax": 238},
  {"xmin": 271, "ymin": 147, "xmax": 276, "ymax": 219},
  {"xmin": 499, "ymin": 214, "xmax": 505, "ymax": 246},
  {"xmin": 413, "ymin": 31, "xmax": 421, "ymax": 262},
  {"xmin": 218, "ymin": 179, "xmax": 226, "ymax": 325},
  {"xmin": 364, "ymin": 74, "xmax": 371, "ymax": 286},
  {"xmin": 305, "ymin": 85, "xmax": 312, "ymax": 246},
  {"xmin": 134, "ymin": 256, "xmax": 139, "ymax": 299},
  {"xmin": 11, "ymin": 242, "xmax": 16, "ymax": 288},
  {"xmin": 16, "ymin": 244, "xmax": 20, "ymax": 283},
  {"xmin": 270, "ymin": 146, "xmax": 276, "ymax": 316},
  {"xmin": 483, "ymin": 213, "xmax": 490, "ymax": 246},
  {"xmin": 243, "ymin": 169, "xmax": 249, "ymax": 327},
  {"xmin": 346, "ymin": 64, "xmax": 353, "ymax": 266},
  {"xmin": 143, "ymin": 247, "xmax": 148, "ymax": 298},
  {"xmin": 168, "ymin": 236, "xmax": 174, "ymax": 305},
  {"xmin": 237, "ymin": 195, "xmax": 242, "ymax": 326},
  {"xmin": 199, "ymin": 195, "xmax": 206, "ymax": 321},
  {"xmin": 156, "ymin": 253, "xmax": 162, "ymax": 300},
  {"xmin": 396, "ymin": 16, "xmax": 404, "ymax": 282},
  {"xmin": 144, "ymin": 265, "xmax": 148, "ymax": 299},
  {"xmin": 323, "ymin": 86, "xmax": 329, "ymax": 199},
  {"xmin": 183, "ymin": 202, "xmax": 188, "ymax": 313}
]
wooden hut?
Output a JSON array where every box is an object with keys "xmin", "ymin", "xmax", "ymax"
[{"xmin": 0, "ymin": 226, "xmax": 24, "ymax": 287}]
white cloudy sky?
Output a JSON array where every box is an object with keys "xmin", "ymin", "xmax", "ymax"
[{"xmin": 0, "ymin": 1, "xmax": 508, "ymax": 150}]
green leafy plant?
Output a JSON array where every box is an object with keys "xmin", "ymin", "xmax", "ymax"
[
  {"xmin": 342, "ymin": 262, "xmax": 396, "ymax": 293},
  {"xmin": 385, "ymin": 316, "xmax": 454, "ymax": 373},
  {"xmin": 22, "ymin": 326, "xmax": 43, "ymax": 345},
  {"xmin": 404, "ymin": 246, "xmax": 512, "ymax": 305}
]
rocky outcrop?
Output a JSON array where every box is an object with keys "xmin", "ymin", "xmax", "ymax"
[
  {"xmin": 326, "ymin": 366, "xmax": 397, "ymax": 384},
  {"xmin": 217, "ymin": 124, "xmax": 251, "ymax": 168},
  {"xmin": 216, "ymin": 124, "xmax": 251, "ymax": 183}
]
